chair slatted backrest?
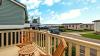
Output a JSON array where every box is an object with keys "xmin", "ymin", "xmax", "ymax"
[
  {"xmin": 40, "ymin": 38, "xmax": 67, "ymax": 56},
  {"xmin": 52, "ymin": 38, "xmax": 67, "ymax": 56},
  {"xmin": 23, "ymin": 31, "xmax": 32, "ymax": 43}
]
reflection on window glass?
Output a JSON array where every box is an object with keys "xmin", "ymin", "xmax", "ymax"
[{"xmin": 0, "ymin": 0, "xmax": 2, "ymax": 5}]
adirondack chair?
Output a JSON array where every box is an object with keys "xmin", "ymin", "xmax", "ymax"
[
  {"xmin": 16, "ymin": 31, "xmax": 33, "ymax": 48},
  {"xmin": 39, "ymin": 38, "xmax": 67, "ymax": 56}
]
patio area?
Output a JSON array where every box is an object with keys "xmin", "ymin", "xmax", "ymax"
[{"xmin": 0, "ymin": 46, "xmax": 19, "ymax": 56}]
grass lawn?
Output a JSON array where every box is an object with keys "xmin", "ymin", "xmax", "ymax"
[{"xmin": 81, "ymin": 33, "xmax": 100, "ymax": 40}]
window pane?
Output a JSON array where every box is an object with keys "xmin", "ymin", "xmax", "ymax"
[{"xmin": 0, "ymin": 0, "xmax": 2, "ymax": 5}]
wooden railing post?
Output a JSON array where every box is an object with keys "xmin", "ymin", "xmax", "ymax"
[
  {"xmin": 68, "ymin": 42, "xmax": 72, "ymax": 56},
  {"xmin": 46, "ymin": 32, "xmax": 51, "ymax": 55},
  {"xmin": 54, "ymin": 37, "xmax": 56, "ymax": 51},
  {"xmin": 44, "ymin": 34, "xmax": 46, "ymax": 50},
  {"xmin": 26, "ymin": 30, "xmax": 30, "ymax": 41},
  {"xmin": 29, "ymin": 29, "xmax": 33, "ymax": 42},
  {"xmin": 38, "ymin": 32, "xmax": 40, "ymax": 46},
  {"xmin": 21, "ymin": 30, "xmax": 24, "ymax": 43},
  {"xmin": 97, "ymin": 49, "xmax": 100, "ymax": 56},
  {"xmin": 42, "ymin": 34, "xmax": 44, "ymax": 48},
  {"xmin": 85, "ymin": 47, "xmax": 90, "ymax": 56},
  {"xmin": 10, "ymin": 32, "xmax": 12, "ymax": 46},
  {"xmin": 1, "ymin": 33, "xmax": 4, "ymax": 47},
  {"xmin": 40, "ymin": 33, "xmax": 42, "ymax": 47},
  {"xmin": 63, "ymin": 51, "xmax": 66, "ymax": 56},
  {"xmin": 41, "ymin": 33, "xmax": 43, "ymax": 48},
  {"xmin": 50, "ymin": 37, "xmax": 52, "ymax": 54},
  {"xmin": 35, "ymin": 31, "xmax": 37, "ymax": 44},
  {"xmin": 6, "ymin": 33, "xmax": 8, "ymax": 47},
  {"xmin": 76, "ymin": 44, "xmax": 80, "ymax": 56},
  {"xmin": 14, "ymin": 32, "xmax": 16, "ymax": 44},
  {"xmin": 32, "ymin": 30, "xmax": 35, "ymax": 42},
  {"xmin": 18, "ymin": 31, "xmax": 20, "ymax": 43}
]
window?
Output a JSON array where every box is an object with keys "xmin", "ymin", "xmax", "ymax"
[
  {"xmin": 86, "ymin": 25, "xmax": 88, "ymax": 27},
  {"xmin": 80, "ymin": 25, "xmax": 83, "ymax": 28},
  {"xmin": 0, "ymin": 0, "xmax": 2, "ymax": 5},
  {"xmin": 72, "ymin": 25, "xmax": 74, "ymax": 27},
  {"xmin": 69, "ymin": 25, "xmax": 71, "ymax": 27}
]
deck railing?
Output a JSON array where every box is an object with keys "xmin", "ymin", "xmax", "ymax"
[
  {"xmin": 0, "ymin": 29, "xmax": 31, "ymax": 47},
  {"xmin": 0, "ymin": 30, "xmax": 21, "ymax": 47},
  {"xmin": 0, "ymin": 29, "xmax": 100, "ymax": 56},
  {"xmin": 32, "ymin": 30, "xmax": 100, "ymax": 56}
]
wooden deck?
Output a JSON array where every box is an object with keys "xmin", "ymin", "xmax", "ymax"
[{"xmin": 0, "ymin": 46, "xmax": 19, "ymax": 56}]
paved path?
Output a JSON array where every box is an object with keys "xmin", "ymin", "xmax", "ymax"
[{"xmin": 61, "ymin": 32, "xmax": 100, "ymax": 44}]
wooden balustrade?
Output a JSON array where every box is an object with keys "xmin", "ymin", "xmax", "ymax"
[
  {"xmin": 0, "ymin": 30, "xmax": 20, "ymax": 47},
  {"xmin": 32, "ymin": 30, "xmax": 100, "ymax": 56},
  {"xmin": 0, "ymin": 29, "xmax": 100, "ymax": 56}
]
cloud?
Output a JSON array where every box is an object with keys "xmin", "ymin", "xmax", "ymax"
[
  {"xmin": 41, "ymin": 9, "xmax": 81, "ymax": 24},
  {"xmin": 43, "ymin": 0, "xmax": 61, "ymax": 6},
  {"xmin": 96, "ymin": 6, "xmax": 100, "ymax": 9},
  {"xmin": 67, "ymin": 2, "xmax": 73, "ymax": 6},
  {"xmin": 86, "ymin": 0, "xmax": 96, "ymax": 3},
  {"xmin": 44, "ymin": 9, "xmax": 81, "ymax": 20},
  {"xmin": 58, "ymin": 9, "xmax": 81, "ymax": 20},
  {"xmin": 91, "ymin": 0, "xmax": 96, "ymax": 3},
  {"xmin": 54, "ymin": 0, "xmax": 61, "ymax": 3},
  {"xmin": 81, "ymin": 7, "xmax": 89, "ymax": 11},
  {"xmin": 19, "ymin": 0, "xmax": 42, "ymax": 17},
  {"xmin": 20, "ymin": 0, "xmax": 41, "ymax": 10},
  {"xmin": 62, "ymin": 2, "xmax": 73, "ymax": 6},
  {"xmin": 43, "ymin": 0, "xmax": 53, "ymax": 6},
  {"xmin": 20, "ymin": 0, "xmax": 61, "ymax": 7},
  {"xmin": 28, "ymin": 9, "xmax": 42, "ymax": 16},
  {"xmin": 47, "ymin": 9, "xmax": 51, "ymax": 12}
]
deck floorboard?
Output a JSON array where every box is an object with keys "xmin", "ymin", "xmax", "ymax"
[{"xmin": 0, "ymin": 46, "xmax": 19, "ymax": 56}]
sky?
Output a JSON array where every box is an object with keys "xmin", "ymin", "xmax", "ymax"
[{"xmin": 18, "ymin": 0, "xmax": 100, "ymax": 24}]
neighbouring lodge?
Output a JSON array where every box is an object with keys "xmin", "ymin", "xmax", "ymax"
[
  {"xmin": 0, "ymin": 0, "xmax": 30, "ymax": 29},
  {"xmin": 0, "ymin": 0, "xmax": 30, "ymax": 47},
  {"xmin": 93, "ymin": 20, "xmax": 100, "ymax": 34},
  {"xmin": 62, "ymin": 23, "xmax": 94, "ymax": 30}
]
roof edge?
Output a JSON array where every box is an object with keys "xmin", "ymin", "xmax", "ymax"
[
  {"xmin": 62, "ymin": 23, "xmax": 82, "ymax": 24},
  {"xmin": 10, "ymin": 0, "xmax": 26, "ymax": 8},
  {"xmin": 93, "ymin": 20, "xmax": 100, "ymax": 22}
]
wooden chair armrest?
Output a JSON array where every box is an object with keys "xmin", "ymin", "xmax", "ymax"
[
  {"xmin": 34, "ymin": 47, "xmax": 51, "ymax": 56},
  {"xmin": 40, "ymin": 54, "xmax": 50, "ymax": 56},
  {"xmin": 16, "ymin": 43, "xmax": 26, "ymax": 48}
]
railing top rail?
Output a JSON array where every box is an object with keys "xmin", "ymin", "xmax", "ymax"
[
  {"xmin": 52, "ymin": 34, "xmax": 100, "ymax": 49},
  {"xmin": 0, "ymin": 30, "xmax": 21, "ymax": 33}
]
